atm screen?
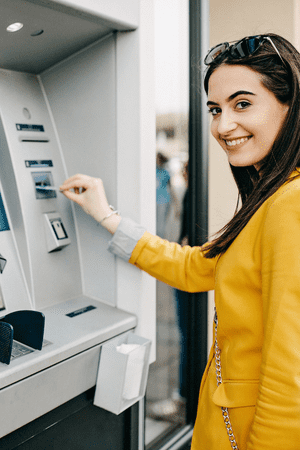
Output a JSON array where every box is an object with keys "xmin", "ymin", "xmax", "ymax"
[{"xmin": 0, "ymin": 193, "xmax": 9, "ymax": 232}]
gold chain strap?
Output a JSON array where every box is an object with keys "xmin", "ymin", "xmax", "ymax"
[{"xmin": 214, "ymin": 309, "xmax": 239, "ymax": 450}]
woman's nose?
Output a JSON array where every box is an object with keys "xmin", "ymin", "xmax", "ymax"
[{"xmin": 217, "ymin": 112, "xmax": 238, "ymax": 136}]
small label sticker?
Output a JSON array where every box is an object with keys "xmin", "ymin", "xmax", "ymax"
[
  {"xmin": 66, "ymin": 305, "xmax": 97, "ymax": 318},
  {"xmin": 16, "ymin": 124, "xmax": 44, "ymax": 132}
]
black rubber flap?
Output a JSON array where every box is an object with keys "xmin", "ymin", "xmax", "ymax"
[
  {"xmin": 0, "ymin": 321, "xmax": 13, "ymax": 364},
  {"xmin": 1, "ymin": 310, "xmax": 45, "ymax": 351}
]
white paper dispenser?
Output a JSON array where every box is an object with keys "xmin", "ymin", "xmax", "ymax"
[{"xmin": 94, "ymin": 333, "xmax": 151, "ymax": 414}]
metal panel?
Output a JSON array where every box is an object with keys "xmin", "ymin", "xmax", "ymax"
[
  {"xmin": 115, "ymin": 4, "xmax": 156, "ymax": 361},
  {"xmin": 40, "ymin": 34, "xmax": 118, "ymax": 306},
  {"xmin": 0, "ymin": 344, "xmax": 100, "ymax": 438},
  {"xmin": 0, "ymin": 71, "xmax": 82, "ymax": 309},
  {"xmin": 0, "ymin": 0, "xmax": 115, "ymax": 74},
  {"xmin": 29, "ymin": 0, "xmax": 139, "ymax": 29},
  {"xmin": 187, "ymin": 0, "xmax": 210, "ymax": 423},
  {"xmin": 0, "ymin": 297, "xmax": 136, "ymax": 390}
]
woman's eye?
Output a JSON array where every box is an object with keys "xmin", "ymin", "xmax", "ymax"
[
  {"xmin": 208, "ymin": 107, "xmax": 221, "ymax": 116},
  {"xmin": 236, "ymin": 101, "xmax": 251, "ymax": 110}
]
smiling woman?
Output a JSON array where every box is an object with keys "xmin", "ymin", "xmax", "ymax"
[
  {"xmin": 60, "ymin": 33, "xmax": 300, "ymax": 450},
  {"xmin": 207, "ymin": 65, "xmax": 288, "ymax": 169},
  {"xmin": 203, "ymin": 33, "xmax": 296, "ymax": 259}
]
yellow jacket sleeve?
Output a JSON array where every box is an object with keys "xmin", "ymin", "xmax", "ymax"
[
  {"xmin": 129, "ymin": 231, "xmax": 216, "ymax": 292},
  {"xmin": 247, "ymin": 183, "xmax": 300, "ymax": 448}
]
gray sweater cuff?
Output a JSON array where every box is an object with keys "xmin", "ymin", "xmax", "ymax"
[{"xmin": 108, "ymin": 217, "xmax": 146, "ymax": 261}]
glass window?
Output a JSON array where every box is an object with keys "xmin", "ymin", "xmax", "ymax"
[{"xmin": 145, "ymin": 0, "xmax": 189, "ymax": 447}]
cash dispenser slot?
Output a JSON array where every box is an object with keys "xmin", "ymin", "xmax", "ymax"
[
  {"xmin": 19, "ymin": 136, "xmax": 49, "ymax": 142},
  {"xmin": 0, "ymin": 310, "xmax": 45, "ymax": 365}
]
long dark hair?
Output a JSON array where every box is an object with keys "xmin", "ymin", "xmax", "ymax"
[{"xmin": 203, "ymin": 33, "xmax": 300, "ymax": 259}]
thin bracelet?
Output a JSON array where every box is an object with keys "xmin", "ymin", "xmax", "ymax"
[{"xmin": 100, "ymin": 205, "xmax": 119, "ymax": 225}]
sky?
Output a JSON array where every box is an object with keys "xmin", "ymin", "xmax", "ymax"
[{"xmin": 154, "ymin": 0, "xmax": 189, "ymax": 114}]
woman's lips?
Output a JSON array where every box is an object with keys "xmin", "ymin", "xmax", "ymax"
[{"xmin": 224, "ymin": 136, "xmax": 252, "ymax": 147}]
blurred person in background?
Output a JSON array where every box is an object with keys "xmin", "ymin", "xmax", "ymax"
[
  {"xmin": 156, "ymin": 151, "xmax": 171, "ymax": 238},
  {"xmin": 149, "ymin": 160, "xmax": 189, "ymax": 421}
]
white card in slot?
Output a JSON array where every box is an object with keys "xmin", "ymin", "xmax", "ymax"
[{"xmin": 36, "ymin": 186, "xmax": 59, "ymax": 191}]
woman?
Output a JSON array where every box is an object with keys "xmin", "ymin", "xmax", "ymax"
[
  {"xmin": 60, "ymin": 33, "xmax": 300, "ymax": 449},
  {"xmin": 156, "ymin": 151, "xmax": 171, "ymax": 239}
]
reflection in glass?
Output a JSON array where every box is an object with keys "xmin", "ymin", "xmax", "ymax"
[
  {"xmin": 146, "ymin": 0, "xmax": 189, "ymax": 445},
  {"xmin": 146, "ymin": 136, "xmax": 188, "ymax": 446}
]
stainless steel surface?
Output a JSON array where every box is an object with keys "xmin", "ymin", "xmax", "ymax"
[{"xmin": 0, "ymin": 0, "xmax": 115, "ymax": 73}]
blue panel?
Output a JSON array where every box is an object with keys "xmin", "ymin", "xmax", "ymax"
[{"xmin": 0, "ymin": 194, "xmax": 10, "ymax": 232}]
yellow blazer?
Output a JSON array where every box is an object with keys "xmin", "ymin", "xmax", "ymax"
[{"xmin": 129, "ymin": 171, "xmax": 300, "ymax": 449}]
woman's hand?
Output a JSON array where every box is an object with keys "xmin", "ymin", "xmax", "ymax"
[{"xmin": 59, "ymin": 174, "xmax": 121, "ymax": 234}]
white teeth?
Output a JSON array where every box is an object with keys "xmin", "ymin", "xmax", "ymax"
[{"xmin": 225, "ymin": 137, "xmax": 250, "ymax": 146}]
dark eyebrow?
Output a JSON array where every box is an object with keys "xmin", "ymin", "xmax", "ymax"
[
  {"xmin": 207, "ymin": 90, "xmax": 256, "ymax": 107},
  {"xmin": 228, "ymin": 90, "xmax": 255, "ymax": 101}
]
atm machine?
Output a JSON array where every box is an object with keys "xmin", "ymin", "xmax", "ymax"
[{"xmin": 0, "ymin": 0, "xmax": 155, "ymax": 448}]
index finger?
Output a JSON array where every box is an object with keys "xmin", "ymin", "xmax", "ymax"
[{"xmin": 59, "ymin": 174, "xmax": 92, "ymax": 191}]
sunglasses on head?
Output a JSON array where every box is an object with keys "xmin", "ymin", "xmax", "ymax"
[{"xmin": 204, "ymin": 35, "xmax": 285, "ymax": 67}]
